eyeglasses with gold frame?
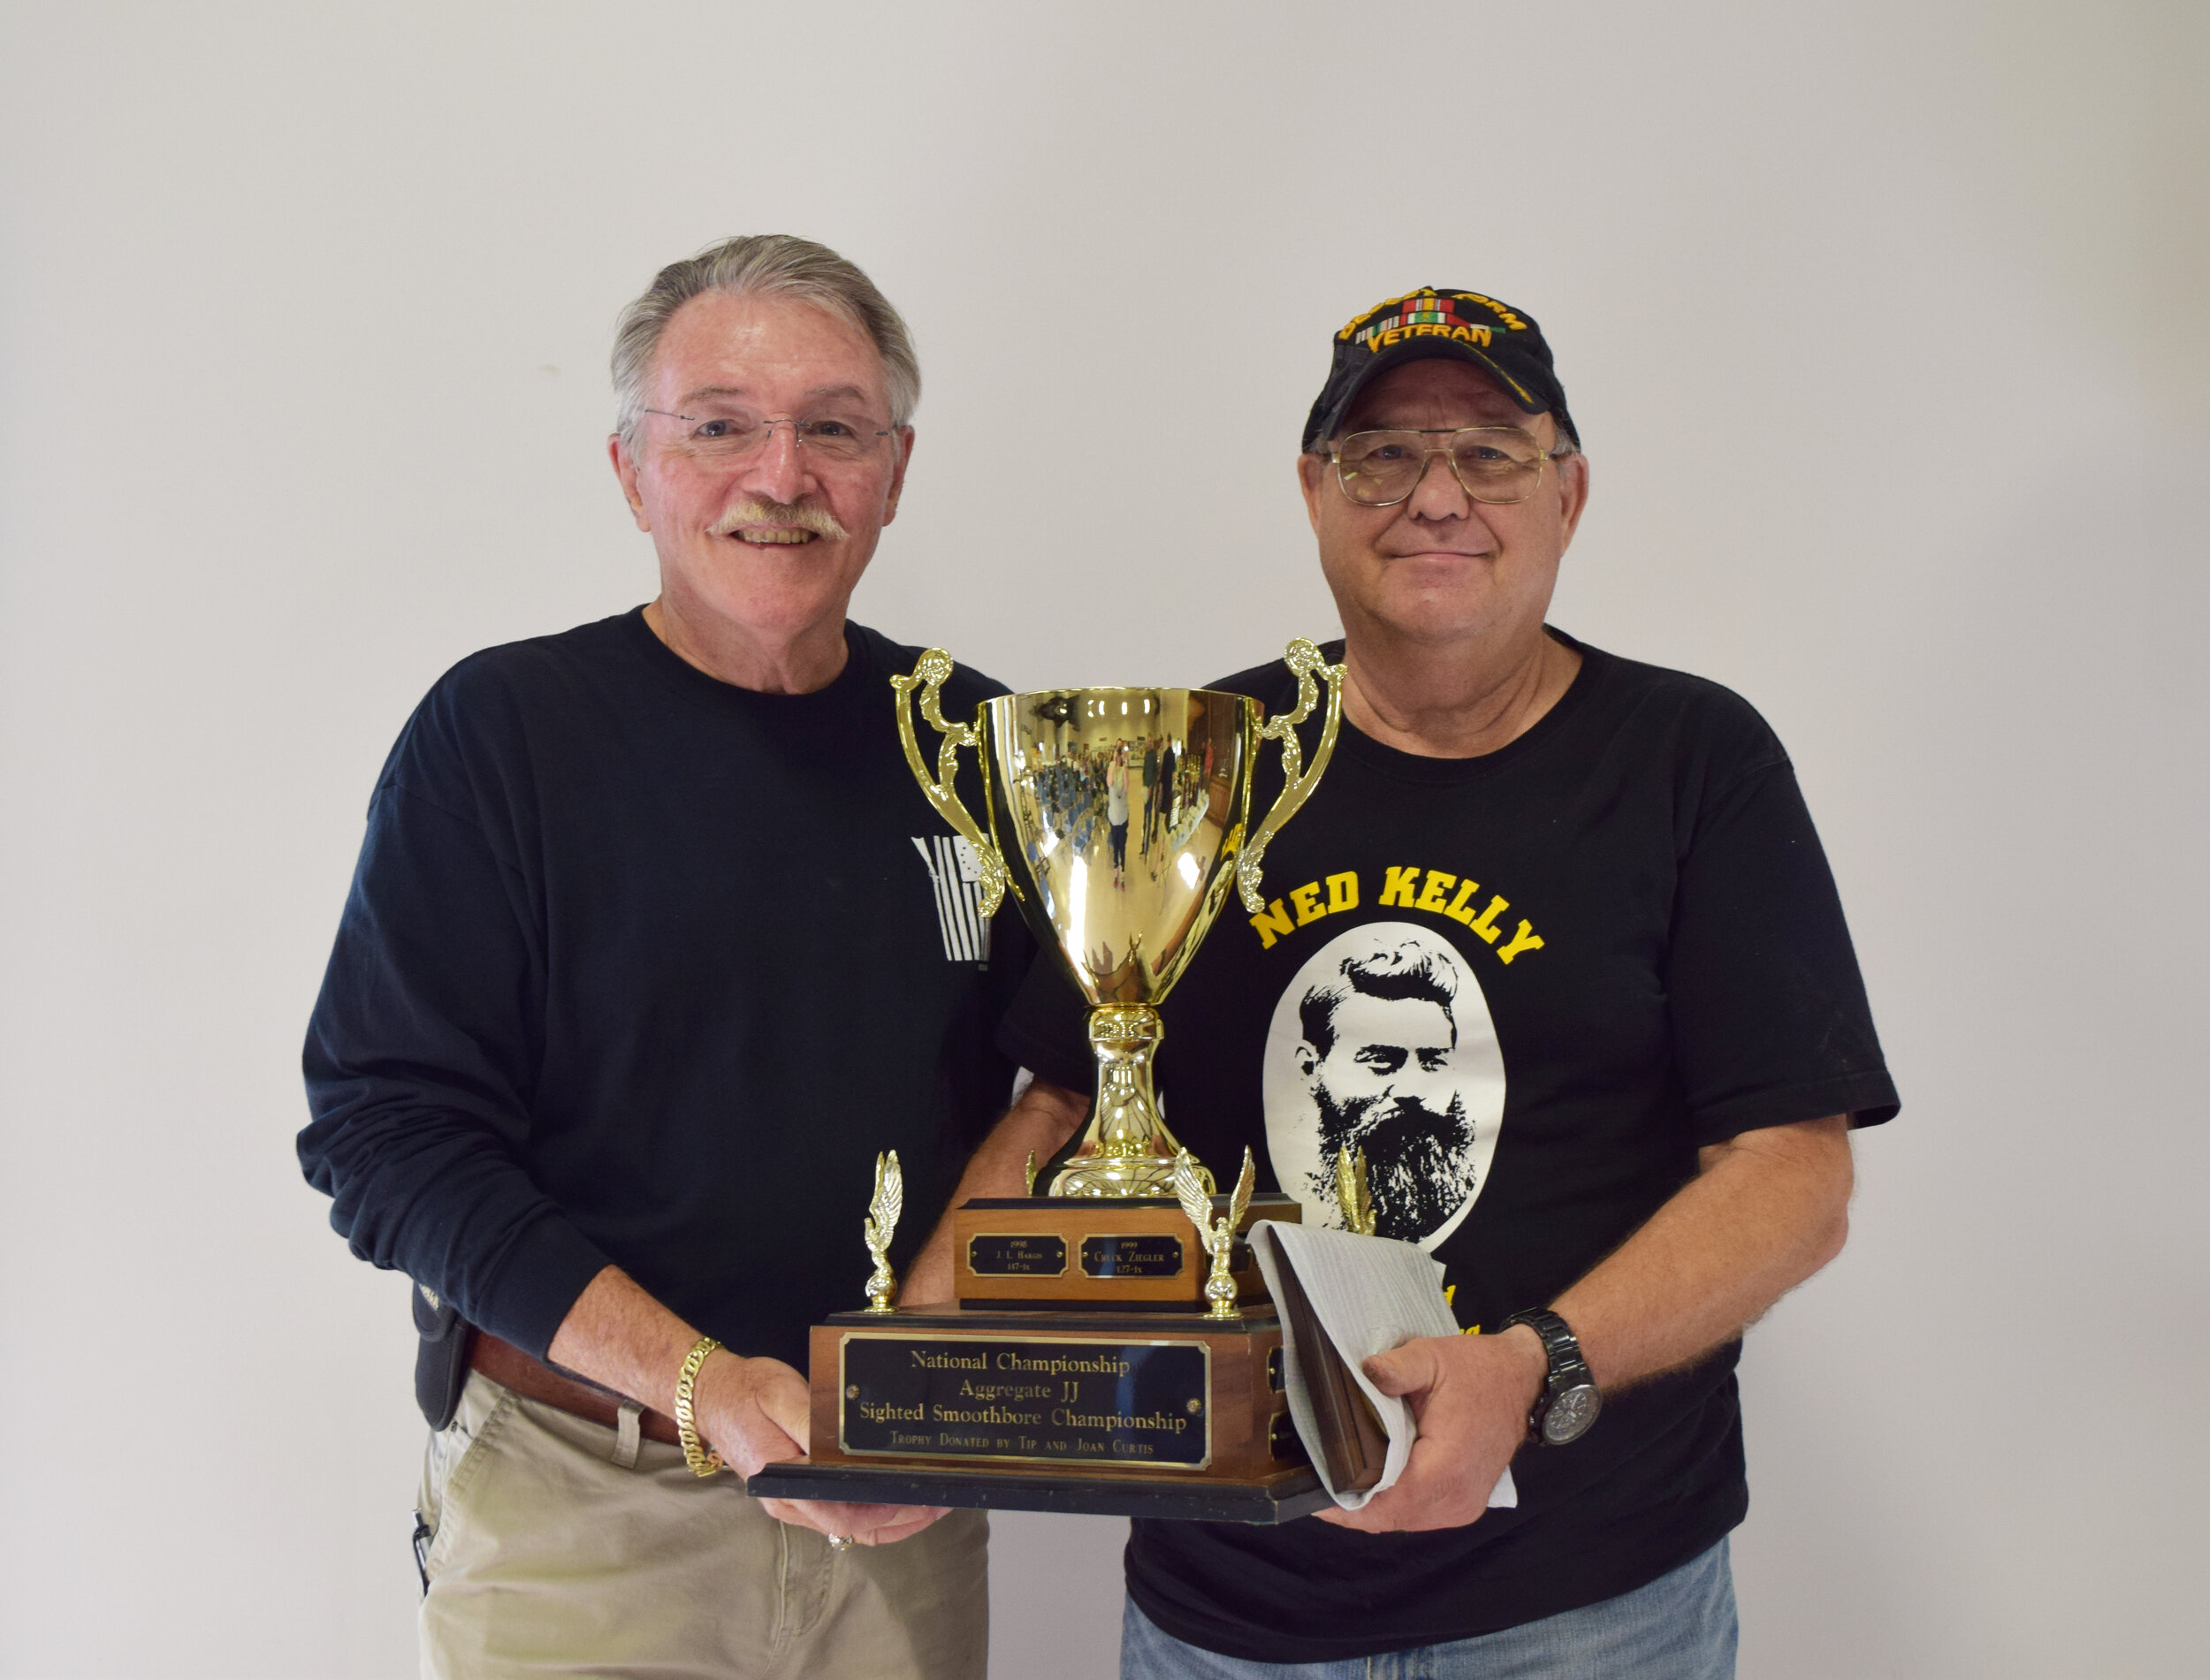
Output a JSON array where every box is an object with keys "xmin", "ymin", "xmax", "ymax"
[{"xmin": 1326, "ymin": 426, "xmax": 1575, "ymax": 507}]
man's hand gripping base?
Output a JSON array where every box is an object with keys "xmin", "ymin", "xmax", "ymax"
[
  {"xmin": 1315, "ymin": 1325, "xmax": 1547, "ymax": 1534},
  {"xmin": 690, "ymin": 1347, "xmax": 949, "ymax": 1547},
  {"xmin": 548, "ymin": 1265, "xmax": 948, "ymax": 1547}
]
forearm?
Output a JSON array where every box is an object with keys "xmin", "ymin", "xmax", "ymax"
[
  {"xmin": 1551, "ymin": 1114, "xmax": 1854, "ymax": 1391},
  {"xmin": 903, "ymin": 1077, "xmax": 1090, "ymax": 1304},
  {"xmin": 545, "ymin": 1264, "xmax": 716, "ymax": 1414},
  {"xmin": 1323, "ymin": 1113, "xmax": 1854, "ymax": 1535},
  {"xmin": 957, "ymin": 1076, "xmax": 1092, "ymax": 1199}
]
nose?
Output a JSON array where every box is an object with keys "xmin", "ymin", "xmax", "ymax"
[
  {"xmin": 743, "ymin": 420, "xmax": 814, "ymax": 506},
  {"xmin": 1405, "ymin": 448, "xmax": 1473, "ymax": 520}
]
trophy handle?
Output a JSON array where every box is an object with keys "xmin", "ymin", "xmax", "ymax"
[
  {"xmin": 891, "ymin": 650, "xmax": 1012, "ymax": 918},
  {"xmin": 1236, "ymin": 638, "xmax": 1347, "ymax": 912}
]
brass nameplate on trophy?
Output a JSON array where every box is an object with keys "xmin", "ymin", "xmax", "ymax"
[
  {"xmin": 951, "ymin": 1196, "xmax": 1297, "ymax": 1308},
  {"xmin": 836, "ymin": 1332, "xmax": 1213, "ymax": 1470},
  {"xmin": 966, "ymin": 1234, "xmax": 1068, "ymax": 1277},
  {"xmin": 1080, "ymin": 1235, "xmax": 1185, "ymax": 1279}
]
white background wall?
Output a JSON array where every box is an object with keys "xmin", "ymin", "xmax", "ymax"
[{"xmin": 2, "ymin": 3, "xmax": 2204, "ymax": 1675}]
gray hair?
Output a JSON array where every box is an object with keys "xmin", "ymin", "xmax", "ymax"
[{"xmin": 610, "ymin": 234, "xmax": 920, "ymax": 448}]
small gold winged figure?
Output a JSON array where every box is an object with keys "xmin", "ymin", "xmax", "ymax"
[
  {"xmin": 1174, "ymin": 1146, "xmax": 1256, "ymax": 1320},
  {"xmin": 863, "ymin": 1151, "xmax": 903, "ymax": 1313},
  {"xmin": 1334, "ymin": 1145, "xmax": 1377, "ymax": 1236}
]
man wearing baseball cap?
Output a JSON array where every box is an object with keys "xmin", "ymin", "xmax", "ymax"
[{"xmin": 972, "ymin": 286, "xmax": 1898, "ymax": 1675}]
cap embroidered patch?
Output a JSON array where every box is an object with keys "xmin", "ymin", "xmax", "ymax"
[
  {"xmin": 1339, "ymin": 290, "xmax": 1531, "ymax": 345},
  {"xmin": 1304, "ymin": 284, "xmax": 1575, "ymax": 452}
]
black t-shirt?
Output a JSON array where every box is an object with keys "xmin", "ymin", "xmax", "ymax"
[
  {"xmin": 301, "ymin": 610, "xmax": 1032, "ymax": 1369},
  {"xmin": 998, "ymin": 631, "xmax": 1897, "ymax": 1663}
]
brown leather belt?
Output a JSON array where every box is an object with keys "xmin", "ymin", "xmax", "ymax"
[{"xmin": 469, "ymin": 1331, "xmax": 683, "ymax": 1446}]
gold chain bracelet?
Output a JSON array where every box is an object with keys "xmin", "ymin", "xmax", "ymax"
[{"xmin": 674, "ymin": 1335, "xmax": 725, "ymax": 1478}]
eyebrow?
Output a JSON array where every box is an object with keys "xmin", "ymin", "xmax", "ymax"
[{"xmin": 675, "ymin": 383, "xmax": 877, "ymax": 407}]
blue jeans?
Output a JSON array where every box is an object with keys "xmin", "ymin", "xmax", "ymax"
[{"xmin": 1119, "ymin": 1538, "xmax": 1735, "ymax": 1679}]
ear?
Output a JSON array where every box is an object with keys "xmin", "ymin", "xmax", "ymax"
[
  {"xmin": 1296, "ymin": 1041, "xmax": 1320, "ymax": 1079},
  {"xmin": 880, "ymin": 425, "xmax": 917, "ymax": 527},
  {"xmin": 1297, "ymin": 452, "xmax": 1330, "ymax": 536},
  {"xmin": 609, "ymin": 434, "xmax": 650, "ymax": 531},
  {"xmin": 1554, "ymin": 449, "xmax": 1590, "ymax": 548}
]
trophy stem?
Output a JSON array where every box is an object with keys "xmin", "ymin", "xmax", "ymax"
[{"xmin": 1049, "ymin": 1005, "xmax": 1216, "ymax": 1197}]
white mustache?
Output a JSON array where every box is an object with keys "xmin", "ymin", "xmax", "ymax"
[{"xmin": 711, "ymin": 498, "xmax": 849, "ymax": 540}]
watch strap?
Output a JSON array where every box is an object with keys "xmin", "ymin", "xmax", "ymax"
[
  {"xmin": 1503, "ymin": 1307, "xmax": 1591, "ymax": 1387},
  {"xmin": 1501, "ymin": 1307, "xmax": 1599, "ymax": 1444}
]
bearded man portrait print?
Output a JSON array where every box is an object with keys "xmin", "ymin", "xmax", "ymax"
[{"xmin": 1261, "ymin": 924, "xmax": 1505, "ymax": 1249}]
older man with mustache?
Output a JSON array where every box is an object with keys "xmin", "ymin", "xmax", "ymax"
[{"xmin": 301, "ymin": 236, "xmax": 1026, "ymax": 1677}]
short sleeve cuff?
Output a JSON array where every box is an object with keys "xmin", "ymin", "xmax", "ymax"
[
  {"xmin": 996, "ymin": 1018, "xmax": 1092, "ymax": 1097},
  {"xmin": 1689, "ymin": 1069, "xmax": 1900, "ymax": 1146}
]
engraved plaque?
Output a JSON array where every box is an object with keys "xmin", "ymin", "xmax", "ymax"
[
  {"xmin": 1269, "ymin": 1410, "xmax": 1307, "ymax": 1463},
  {"xmin": 967, "ymin": 1234, "xmax": 1069, "ymax": 1277},
  {"xmin": 839, "ymin": 1333, "xmax": 1210, "ymax": 1470},
  {"xmin": 1267, "ymin": 1345, "xmax": 1284, "ymax": 1393},
  {"xmin": 1080, "ymin": 1234, "xmax": 1185, "ymax": 1279}
]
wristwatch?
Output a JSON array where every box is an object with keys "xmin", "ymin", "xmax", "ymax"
[{"xmin": 1501, "ymin": 1308, "xmax": 1603, "ymax": 1446}]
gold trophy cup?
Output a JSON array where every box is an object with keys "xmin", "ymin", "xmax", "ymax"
[{"xmin": 893, "ymin": 639, "xmax": 1345, "ymax": 1197}]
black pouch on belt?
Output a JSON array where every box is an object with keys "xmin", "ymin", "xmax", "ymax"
[{"xmin": 412, "ymin": 1281, "xmax": 473, "ymax": 1430}]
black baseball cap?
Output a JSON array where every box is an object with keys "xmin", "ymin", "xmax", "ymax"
[{"xmin": 1301, "ymin": 287, "xmax": 1578, "ymax": 452}]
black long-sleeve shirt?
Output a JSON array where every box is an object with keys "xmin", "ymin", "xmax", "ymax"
[{"xmin": 301, "ymin": 610, "xmax": 1029, "ymax": 1366}]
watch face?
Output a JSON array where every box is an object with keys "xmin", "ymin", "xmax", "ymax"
[{"xmin": 1541, "ymin": 1383, "xmax": 1602, "ymax": 1445}]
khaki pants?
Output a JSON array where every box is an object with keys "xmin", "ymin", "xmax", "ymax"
[{"xmin": 418, "ymin": 1371, "xmax": 990, "ymax": 1678}]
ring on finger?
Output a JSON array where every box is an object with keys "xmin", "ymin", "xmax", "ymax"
[{"xmin": 827, "ymin": 1533, "xmax": 854, "ymax": 1552}]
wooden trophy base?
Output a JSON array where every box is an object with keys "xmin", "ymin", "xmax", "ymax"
[{"xmin": 745, "ymin": 1305, "xmax": 1329, "ymax": 1524}]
